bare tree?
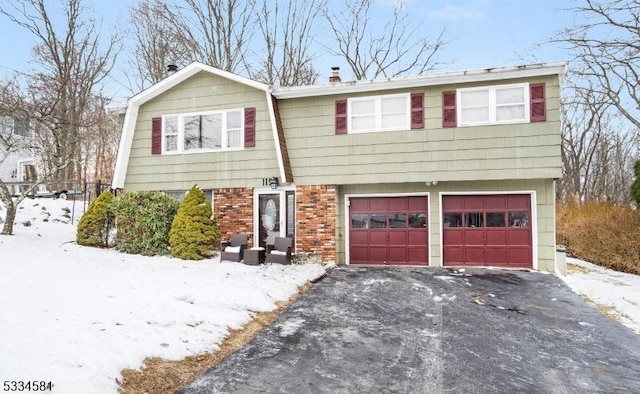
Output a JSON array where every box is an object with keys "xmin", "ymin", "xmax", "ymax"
[
  {"xmin": 248, "ymin": 0, "xmax": 321, "ymax": 86},
  {"xmin": 558, "ymin": 80, "xmax": 639, "ymax": 204},
  {"xmin": 323, "ymin": 0, "xmax": 447, "ymax": 80},
  {"xmin": 558, "ymin": 0, "xmax": 640, "ymax": 128},
  {"xmin": 0, "ymin": 79, "xmax": 71, "ymax": 235},
  {"xmin": 128, "ymin": 0, "xmax": 189, "ymax": 90},
  {"xmin": 0, "ymin": 0, "xmax": 119, "ymax": 183},
  {"xmin": 166, "ymin": 0, "xmax": 256, "ymax": 73}
]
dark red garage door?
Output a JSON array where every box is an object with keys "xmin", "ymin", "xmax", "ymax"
[
  {"xmin": 349, "ymin": 196, "xmax": 428, "ymax": 265},
  {"xmin": 442, "ymin": 194, "xmax": 532, "ymax": 268}
]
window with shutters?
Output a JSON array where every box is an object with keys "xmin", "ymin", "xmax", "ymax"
[
  {"xmin": 348, "ymin": 93, "xmax": 410, "ymax": 133},
  {"xmin": 162, "ymin": 108, "xmax": 244, "ymax": 154},
  {"xmin": 458, "ymin": 83, "xmax": 529, "ymax": 126}
]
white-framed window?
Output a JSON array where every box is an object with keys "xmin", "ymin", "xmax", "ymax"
[
  {"xmin": 162, "ymin": 109, "xmax": 244, "ymax": 154},
  {"xmin": 0, "ymin": 114, "xmax": 30, "ymax": 137},
  {"xmin": 458, "ymin": 83, "xmax": 529, "ymax": 126},
  {"xmin": 348, "ymin": 93, "xmax": 410, "ymax": 133}
]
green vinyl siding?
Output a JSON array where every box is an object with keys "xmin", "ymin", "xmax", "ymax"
[
  {"xmin": 279, "ymin": 75, "xmax": 561, "ymax": 186},
  {"xmin": 124, "ymin": 71, "xmax": 279, "ymax": 191},
  {"xmin": 336, "ymin": 178, "xmax": 557, "ymax": 272}
]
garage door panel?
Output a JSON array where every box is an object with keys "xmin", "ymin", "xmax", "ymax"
[
  {"xmin": 370, "ymin": 198, "xmax": 387, "ymax": 211},
  {"xmin": 388, "ymin": 198, "xmax": 408, "ymax": 211},
  {"xmin": 464, "ymin": 196, "xmax": 484, "ymax": 210},
  {"xmin": 508, "ymin": 248, "xmax": 532, "ymax": 265},
  {"xmin": 388, "ymin": 230, "xmax": 407, "ymax": 244},
  {"xmin": 464, "ymin": 247, "xmax": 485, "ymax": 264},
  {"xmin": 350, "ymin": 246, "xmax": 369, "ymax": 263},
  {"xmin": 408, "ymin": 196, "xmax": 428, "ymax": 211},
  {"xmin": 408, "ymin": 231, "xmax": 428, "ymax": 245},
  {"xmin": 443, "ymin": 195, "xmax": 532, "ymax": 268},
  {"xmin": 443, "ymin": 230, "xmax": 463, "ymax": 244},
  {"xmin": 350, "ymin": 199, "xmax": 369, "ymax": 213},
  {"xmin": 369, "ymin": 248, "xmax": 387, "ymax": 263},
  {"xmin": 486, "ymin": 230, "xmax": 507, "ymax": 245},
  {"xmin": 443, "ymin": 246, "xmax": 463, "ymax": 264},
  {"xmin": 407, "ymin": 247, "xmax": 428, "ymax": 263},
  {"xmin": 508, "ymin": 195, "xmax": 530, "ymax": 210},
  {"xmin": 486, "ymin": 247, "xmax": 508, "ymax": 265},
  {"xmin": 369, "ymin": 231, "xmax": 387, "ymax": 244},
  {"xmin": 389, "ymin": 247, "xmax": 408, "ymax": 263},
  {"xmin": 508, "ymin": 231, "xmax": 530, "ymax": 245},
  {"xmin": 350, "ymin": 231, "xmax": 368, "ymax": 244},
  {"xmin": 464, "ymin": 230, "xmax": 485, "ymax": 245}
]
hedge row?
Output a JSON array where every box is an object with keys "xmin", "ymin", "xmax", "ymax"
[{"xmin": 557, "ymin": 201, "xmax": 640, "ymax": 275}]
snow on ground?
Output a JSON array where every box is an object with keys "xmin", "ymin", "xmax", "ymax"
[
  {"xmin": 0, "ymin": 198, "xmax": 325, "ymax": 394},
  {"xmin": 1, "ymin": 199, "xmax": 639, "ymax": 393},
  {"xmin": 563, "ymin": 257, "xmax": 640, "ymax": 335}
]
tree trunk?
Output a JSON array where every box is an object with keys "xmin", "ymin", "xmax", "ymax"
[{"xmin": 1, "ymin": 202, "xmax": 16, "ymax": 235}]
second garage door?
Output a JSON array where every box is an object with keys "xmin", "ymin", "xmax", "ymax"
[
  {"xmin": 349, "ymin": 196, "xmax": 429, "ymax": 265},
  {"xmin": 442, "ymin": 194, "xmax": 532, "ymax": 268}
]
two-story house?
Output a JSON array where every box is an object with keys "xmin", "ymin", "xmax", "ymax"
[
  {"xmin": 0, "ymin": 112, "xmax": 35, "ymax": 195},
  {"xmin": 112, "ymin": 61, "xmax": 565, "ymax": 272}
]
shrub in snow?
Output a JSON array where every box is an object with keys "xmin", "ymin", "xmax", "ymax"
[
  {"xmin": 76, "ymin": 190, "xmax": 114, "ymax": 247},
  {"xmin": 110, "ymin": 191, "xmax": 179, "ymax": 256},
  {"xmin": 557, "ymin": 201, "xmax": 640, "ymax": 275},
  {"xmin": 169, "ymin": 185, "xmax": 220, "ymax": 260}
]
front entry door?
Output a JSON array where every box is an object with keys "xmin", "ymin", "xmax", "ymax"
[
  {"xmin": 258, "ymin": 193, "xmax": 281, "ymax": 248},
  {"xmin": 256, "ymin": 190, "xmax": 295, "ymax": 249}
]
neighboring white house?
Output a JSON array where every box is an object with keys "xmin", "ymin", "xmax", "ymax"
[{"xmin": 0, "ymin": 113, "xmax": 35, "ymax": 195}]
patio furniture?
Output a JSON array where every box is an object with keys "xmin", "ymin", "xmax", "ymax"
[
  {"xmin": 220, "ymin": 234, "xmax": 249, "ymax": 262},
  {"xmin": 265, "ymin": 237, "xmax": 293, "ymax": 265},
  {"xmin": 244, "ymin": 247, "xmax": 266, "ymax": 265}
]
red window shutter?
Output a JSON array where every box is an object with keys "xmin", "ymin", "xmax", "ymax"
[
  {"xmin": 151, "ymin": 117, "xmax": 162, "ymax": 155},
  {"xmin": 410, "ymin": 93, "xmax": 424, "ymax": 129},
  {"xmin": 442, "ymin": 91, "xmax": 456, "ymax": 127},
  {"xmin": 244, "ymin": 107, "xmax": 256, "ymax": 147},
  {"xmin": 335, "ymin": 99, "xmax": 348, "ymax": 134},
  {"xmin": 530, "ymin": 83, "xmax": 546, "ymax": 122}
]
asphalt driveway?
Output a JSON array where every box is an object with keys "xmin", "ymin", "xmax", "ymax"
[{"xmin": 181, "ymin": 267, "xmax": 640, "ymax": 393}]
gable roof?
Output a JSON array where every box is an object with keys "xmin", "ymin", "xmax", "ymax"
[{"xmin": 112, "ymin": 62, "xmax": 273, "ymax": 189}]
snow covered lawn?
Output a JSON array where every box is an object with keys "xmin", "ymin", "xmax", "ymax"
[
  {"xmin": 0, "ymin": 199, "xmax": 325, "ymax": 393},
  {"xmin": 563, "ymin": 257, "xmax": 640, "ymax": 335},
  {"xmin": 1, "ymin": 199, "xmax": 639, "ymax": 393}
]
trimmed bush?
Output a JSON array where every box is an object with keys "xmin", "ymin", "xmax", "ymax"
[
  {"xmin": 110, "ymin": 191, "xmax": 179, "ymax": 256},
  {"xmin": 76, "ymin": 190, "xmax": 114, "ymax": 247},
  {"xmin": 557, "ymin": 201, "xmax": 640, "ymax": 275},
  {"xmin": 169, "ymin": 185, "xmax": 220, "ymax": 260}
]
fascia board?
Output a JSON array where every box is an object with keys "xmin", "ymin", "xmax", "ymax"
[{"xmin": 273, "ymin": 63, "xmax": 568, "ymax": 99}]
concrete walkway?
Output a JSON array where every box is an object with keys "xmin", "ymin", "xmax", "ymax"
[{"xmin": 180, "ymin": 267, "xmax": 640, "ymax": 393}]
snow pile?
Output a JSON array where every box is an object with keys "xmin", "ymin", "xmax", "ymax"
[
  {"xmin": 563, "ymin": 257, "xmax": 640, "ymax": 335},
  {"xmin": 0, "ymin": 198, "xmax": 325, "ymax": 393}
]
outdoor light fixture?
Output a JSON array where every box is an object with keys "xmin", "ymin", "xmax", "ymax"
[{"xmin": 269, "ymin": 176, "xmax": 279, "ymax": 189}]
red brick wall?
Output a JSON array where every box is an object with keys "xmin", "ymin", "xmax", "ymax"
[
  {"xmin": 214, "ymin": 188, "xmax": 255, "ymax": 247},
  {"xmin": 296, "ymin": 185, "xmax": 337, "ymax": 263}
]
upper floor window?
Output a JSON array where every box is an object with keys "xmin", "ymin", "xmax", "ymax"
[
  {"xmin": 348, "ymin": 93, "xmax": 411, "ymax": 133},
  {"xmin": 162, "ymin": 109, "xmax": 244, "ymax": 154},
  {"xmin": 458, "ymin": 83, "xmax": 529, "ymax": 126},
  {"xmin": 0, "ymin": 113, "xmax": 30, "ymax": 137}
]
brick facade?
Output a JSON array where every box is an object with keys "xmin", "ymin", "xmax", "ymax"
[
  {"xmin": 214, "ymin": 188, "xmax": 255, "ymax": 247},
  {"xmin": 296, "ymin": 185, "xmax": 337, "ymax": 263}
]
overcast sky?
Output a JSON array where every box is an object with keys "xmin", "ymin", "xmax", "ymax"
[{"xmin": 0, "ymin": 0, "xmax": 574, "ymax": 102}]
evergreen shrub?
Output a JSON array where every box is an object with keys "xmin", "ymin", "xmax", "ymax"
[
  {"xmin": 110, "ymin": 191, "xmax": 179, "ymax": 256},
  {"xmin": 169, "ymin": 185, "xmax": 220, "ymax": 260},
  {"xmin": 76, "ymin": 190, "xmax": 114, "ymax": 247}
]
